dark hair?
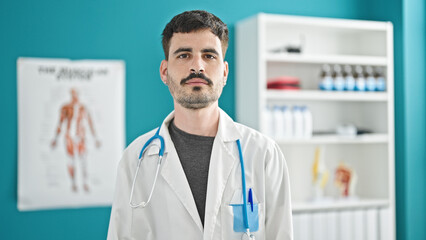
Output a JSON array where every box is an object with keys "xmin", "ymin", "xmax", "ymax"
[{"xmin": 161, "ymin": 10, "xmax": 229, "ymax": 60}]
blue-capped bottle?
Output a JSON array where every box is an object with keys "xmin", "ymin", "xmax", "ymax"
[
  {"xmin": 354, "ymin": 65, "xmax": 366, "ymax": 91},
  {"xmin": 319, "ymin": 64, "xmax": 333, "ymax": 91},
  {"xmin": 375, "ymin": 67, "xmax": 386, "ymax": 91},
  {"xmin": 333, "ymin": 64, "xmax": 345, "ymax": 91},
  {"xmin": 365, "ymin": 66, "xmax": 376, "ymax": 91},
  {"xmin": 344, "ymin": 65, "xmax": 355, "ymax": 91}
]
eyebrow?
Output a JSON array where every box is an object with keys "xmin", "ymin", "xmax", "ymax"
[
  {"xmin": 173, "ymin": 47, "xmax": 192, "ymax": 55},
  {"xmin": 172, "ymin": 47, "xmax": 220, "ymax": 56},
  {"xmin": 202, "ymin": 48, "xmax": 219, "ymax": 56}
]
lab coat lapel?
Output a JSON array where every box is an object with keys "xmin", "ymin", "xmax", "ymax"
[
  {"xmin": 204, "ymin": 109, "xmax": 242, "ymax": 240},
  {"xmin": 148, "ymin": 111, "xmax": 204, "ymax": 233}
]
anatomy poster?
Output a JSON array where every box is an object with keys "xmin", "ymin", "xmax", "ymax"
[{"xmin": 17, "ymin": 58, "xmax": 125, "ymax": 211}]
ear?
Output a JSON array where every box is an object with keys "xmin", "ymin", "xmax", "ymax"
[
  {"xmin": 223, "ymin": 61, "xmax": 229, "ymax": 86},
  {"xmin": 160, "ymin": 60, "xmax": 168, "ymax": 84}
]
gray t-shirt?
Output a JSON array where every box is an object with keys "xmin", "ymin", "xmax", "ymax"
[{"xmin": 168, "ymin": 119, "xmax": 215, "ymax": 226}]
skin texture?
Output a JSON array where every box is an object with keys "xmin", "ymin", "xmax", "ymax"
[{"xmin": 160, "ymin": 29, "xmax": 229, "ymax": 137}]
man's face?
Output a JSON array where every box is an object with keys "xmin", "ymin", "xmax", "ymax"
[{"xmin": 160, "ymin": 29, "xmax": 229, "ymax": 110}]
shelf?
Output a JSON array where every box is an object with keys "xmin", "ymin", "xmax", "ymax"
[
  {"xmin": 292, "ymin": 199, "xmax": 389, "ymax": 212},
  {"xmin": 266, "ymin": 90, "xmax": 388, "ymax": 102},
  {"xmin": 265, "ymin": 53, "xmax": 388, "ymax": 66},
  {"xmin": 237, "ymin": 13, "xmax": 395, "ymax": 239},
  {"xmin": 275, "ymin": 133, "xmax": 389, "ymax": 145},
  {"xmin": 260, "ymin": 13, "xmax": 391, "ymax": 31}
]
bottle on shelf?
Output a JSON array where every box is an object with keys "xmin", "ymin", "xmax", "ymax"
[
  {"xmin": 264, "ymin": 105, "xmax": 274, "ymax": 137},
  {"xmin": 354, "ymin": 65, "xmax": 366, "ymax": 91},
  {"xmin": 293, "ymin": 106, "xmax": 304, "ymax": 138},
  {"xmin": 333, "ymin": 65, "xmax": 345, "ymax": 91},
  {"xmin": 273, "ymin": 105, "xmax": 284, "ymax": 139},
  {"xmin": 375, "ymin": 66, "xmax": 386, "ymax": 91},
  {"xmin": 267, "ymin": 105, "xmax": 313, "ymax": 140},
  {"xmin": 343, "ymin": 65, "xmax": 355, "ymax": 91},
  {"xmin": 319, "ymin": 64, "xmax": 333, "ymax": 91},
  {"xmin": 282, "ymin": 106, "xmax": 293, "ymax": 139},
  {"xmin": 301, "ymin": 106, "xmax": 313, "ymax": 138},
  {"xmin": 365, "ymin": 66, "xmax": 377, "ymax": 91}
]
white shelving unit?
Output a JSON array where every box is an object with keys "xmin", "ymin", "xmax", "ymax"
[
  {"xmin": 292, "ymin": 198, "xmax": 389, "ymax": 212},
  {"xmin": 236, "ymin": 13, "xmax": 395, "ymax": 240},
  {"xmin": 265, "ymin": 53, "xmax": 388, "ymax": 66},
  {"xmin": 267, "ymin": 89, "xmax": 388, "ymax": 101},
  {"xmin": 275, "ymin": 133, "xmax": 389, "ymax": 145}
]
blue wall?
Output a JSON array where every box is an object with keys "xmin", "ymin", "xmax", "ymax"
[
  {"xmin": 0, "ymin": 0, "xmax": 424, "ymax": 239},
  {"xmin": 403, "ymin": 0, "xmax": 426, "ymax": 239}
]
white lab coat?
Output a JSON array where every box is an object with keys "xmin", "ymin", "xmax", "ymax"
[{"xmin": 107, "ymin": 109, "xmax": 293, "ymax": 240}]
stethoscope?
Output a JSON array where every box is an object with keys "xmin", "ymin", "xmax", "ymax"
[{"xmin": 129, "ymin": 124, "xmax": 255, "ymax": 240}]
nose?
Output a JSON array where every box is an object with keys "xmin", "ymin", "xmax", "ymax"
[{"xmin": 190, "ymin": 55, "xmax": 205, "ymax": 73}]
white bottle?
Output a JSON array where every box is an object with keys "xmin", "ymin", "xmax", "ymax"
[
  {"xmin": 273, "ymin": 105, "xmax": 284, "ymax": 139},
  {"xmin": 355, "ymin": 65, "xmax": 366, "ymax": 91},
  {"xmin": 319, "ymin": 64, "xmax": 333, "ymax": 91},
  {"xmin": 375, "ymin": 67, "xmax": 386, "ymax": 91},
  {"xmin": 365, "ymin": 66, "xmax": 376, "ymax": 91},
  {"xmin": 301, "ymin": 106, "xmax": 313, "ymax": 138},
  {"xmin": 293, "ymin": 106, "xmax": 304, "ymax": 139},
  {"xmin": 344, "ymin": 65, "xmax": 355, "ymax": 91},
  {"xmin": 333, "ymin": 65, "xmax": 345, "ymax": 91},
  {"xmin": 263, "ymin": 105, "xmax": 274, "ymax": 137},
  {"xmin": 282, "ymin": 106, "xmax": 293, "ymax": 138}
]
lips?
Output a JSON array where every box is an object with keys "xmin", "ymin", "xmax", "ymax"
[
  {"xmin": 181, "ymin": 73, "xmax": 213, "ymax": 86},
  {"xmin": 185, "ymin": 78, "xmax": 208, "ymax": 85}
]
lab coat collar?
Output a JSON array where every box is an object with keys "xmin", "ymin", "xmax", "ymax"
[
  {"xmin": 154, "ymin": 110, "xmax": 205, "ymax": 233},
  {"xmin": 146, "ymin": 108, "xmax": 242, "ymax": 156},
  {"xmin": 216, "ymin": 108, "xmax": 243, "ymax": 142}
]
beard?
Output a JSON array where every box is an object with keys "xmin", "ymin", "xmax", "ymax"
[{"xmin": 166, "ymin": 73, "xmax": 223, "ymax": 110}]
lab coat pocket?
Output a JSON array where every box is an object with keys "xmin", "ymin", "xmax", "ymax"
[
  {"xmin": 221, "ymin": 190, "xmax": 265, "ymax": 240},
  {"xmin": 230, "ymin": 203, "xmax": 259, "ymax": 232}
]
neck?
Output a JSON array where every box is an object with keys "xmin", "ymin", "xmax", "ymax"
[{"xmin": 173, "ymin": 102, "xmax": 220, "ymax": 137}]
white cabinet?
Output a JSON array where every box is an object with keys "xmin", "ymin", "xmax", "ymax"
[{"xmin": 235, "ymin": 13, "xmax": 395, "ymax": 240}]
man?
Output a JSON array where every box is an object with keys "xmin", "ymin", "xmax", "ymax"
[
  {"xmin": 51, "ymin": 88, "xmax": 101, "ymax": 192},
  {"xmin": 108, "ymin": 10, "xmax": 292, "ymax": 239}
]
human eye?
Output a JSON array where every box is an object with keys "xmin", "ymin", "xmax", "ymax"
[
  {"xmin": 178, "ymin": 53, "xmax": 189, "ymax": 59},
  {"xmin": 204, "ymin": 54, "xmax": 217, "ymax": 60}
]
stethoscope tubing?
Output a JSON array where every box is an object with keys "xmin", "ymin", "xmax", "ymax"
[
  {"xmin": 236, "ymin": 139, "xmax": 250, "ymax": 232},
  {"xmin": 129, "ymin": 124, "xmax": 254, "ymax": 239},
  {"xmin": 129, "ymin": 126, "xmax": 165, "ymax": 208},
  {"xmin": 139, "ymin": 127, "xmax": 165, "ymax": 159}
]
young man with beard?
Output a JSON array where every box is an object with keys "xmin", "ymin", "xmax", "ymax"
[{"xmin": 108, "ymin": 10, "xmax": 293, "ymax": 240}]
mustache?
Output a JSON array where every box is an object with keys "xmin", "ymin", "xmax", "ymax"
[{"xmin": 180, "ymin": 72, "xmax": 213, "ymax": 85}]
